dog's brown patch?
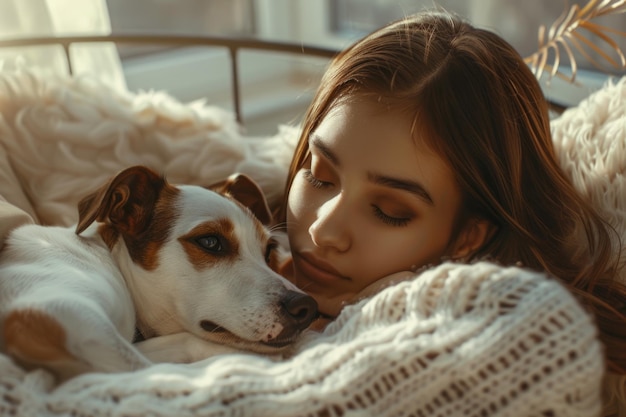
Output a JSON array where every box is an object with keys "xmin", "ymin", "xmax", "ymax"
[
  {"xmin": 128, "ymin": 184, "xmax": 181, "ymax": 270},
  {"xmin": 3, "ymin": 309, "xmax": 74, "ymax": 363},
  {"xmin": 179, "ymin": 218, "xmax": 239, "ymax": 269},
  {"xmin": 100, "ymin": 183, "xmax": 180, "ymax": 270}
]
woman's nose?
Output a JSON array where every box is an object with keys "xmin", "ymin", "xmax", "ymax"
[{"xmin": 308, "ymin": 194, "xmax": 351, "ymax": 252}]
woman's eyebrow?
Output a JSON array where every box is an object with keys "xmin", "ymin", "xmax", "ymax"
[
  {"xmin": 309, "ymin": 135, "xmax": 340, "ymax": 166},
  {"xmin": 368, "ymin": 172, "xmax": 434, "ymax": 206},
  {"xmin": 310, "ymin": 134, "xmax": 433, "ymax": 205}
]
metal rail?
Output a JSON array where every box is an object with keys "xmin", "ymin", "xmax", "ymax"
[
  {"xmin": 0, "ymin": 34, "xmax": 339, "ymax": 124},
  {"xmin": 0, "ymin": 33, "xmax": 568, "ymax": 119}
]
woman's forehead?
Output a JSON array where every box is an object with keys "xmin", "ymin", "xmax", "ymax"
[{"xmin": 314, "ymin": 98, "xmax": 427, "ymax": 158}]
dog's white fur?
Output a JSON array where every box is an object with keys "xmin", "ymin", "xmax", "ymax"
[{"xmin": 0, "ymin": 166, "xmax": 316, "ymax": 382}]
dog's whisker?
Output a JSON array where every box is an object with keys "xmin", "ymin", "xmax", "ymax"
[
  {"xmin": 269, "ymin": 222, "xmax": 288, "ymax": 233},
  {"xmin": 297, "ymin": 281, "xmax": 315, "ymax": 291}
]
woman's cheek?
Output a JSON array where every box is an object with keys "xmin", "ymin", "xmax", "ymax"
[
  {"xmin": 287, "ymin": 174, "xmax": 318, "ymax": 235},
  {"xmin": 287, "ymin": 175, "xmax": 307, "ymax": 218}
]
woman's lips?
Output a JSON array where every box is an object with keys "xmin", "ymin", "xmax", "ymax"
[{"xmin": 294, "ymin": 252, "xmax": 350, "ymax": 285}]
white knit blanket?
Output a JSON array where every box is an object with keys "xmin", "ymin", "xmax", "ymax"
[{"xmin": 0, "ymin": 68, "xmax": 625, "ymax": 416}]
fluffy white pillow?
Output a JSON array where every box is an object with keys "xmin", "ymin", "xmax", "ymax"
[{"xmin": 551, "ymin": 76, "xmax": 626, "ymax": 284}]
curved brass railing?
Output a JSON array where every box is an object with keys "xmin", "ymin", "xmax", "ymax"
[
  {"xmin": 0, "ymin": 34, "xmax": 339, "ymax": 123},
  {"xmin": 0, "ymin": 33, "xmax": 571, "ymax": 118}
]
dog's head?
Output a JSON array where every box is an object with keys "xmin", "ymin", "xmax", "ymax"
[{"xmin": 75, "ymin": 165, "xmax": 317, "ymax": 350}]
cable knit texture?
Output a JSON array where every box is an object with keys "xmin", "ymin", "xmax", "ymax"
[{"xmin": 0, "ymin": 67, "xmax": 624, "ymax": 416}]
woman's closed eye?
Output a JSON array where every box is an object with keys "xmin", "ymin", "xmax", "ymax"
[
  {"xmin": 303, "ymin": 169, "xmax": 333, "ymax": 189},
  {"xmin": 303, "ymin": 152, "xmax": 337, "ymax": 189},
  {"xmin": 371, "ymin": 205, "xmax": 412, "ymax": 227}
]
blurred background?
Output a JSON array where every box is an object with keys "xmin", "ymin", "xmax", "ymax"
[{"xmin": 0, "ymin": 0, "xmax": 624, "ymax": 135}]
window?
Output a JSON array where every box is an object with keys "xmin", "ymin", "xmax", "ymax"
[
  {"xmin": 106, "ymin": 0, "xmax": 255, "ymax": 59},
  {"xmin": 106, "ymin": 0, "xmax": 328, "ymax": 134}
]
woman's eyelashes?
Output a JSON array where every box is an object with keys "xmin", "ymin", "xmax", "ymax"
[
  {"xmin": 302, "ymin": 154, "xmax": 336, "ymax": 188},
  {"xmin": 371, "ymin": 205, "xmax": 412, "ymax": 227},
  {"xmin": 303, "ymin": 169, "xmax": 333, "ymax": 189}
]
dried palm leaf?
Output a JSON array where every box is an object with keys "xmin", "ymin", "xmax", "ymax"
[{"xmin": 525, "ymin": 0, "xmax": 626, "ymax": 83}]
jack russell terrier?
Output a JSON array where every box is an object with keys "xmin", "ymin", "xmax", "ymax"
[{"xmin": 0, "ymin": 165, "xmax": 317, "ymax": 382}]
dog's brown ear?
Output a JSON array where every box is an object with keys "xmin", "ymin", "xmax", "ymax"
[
  {"xmin": 213, "ymin": 174, "xmax": 272, "ymax": 225},
  {"xmin": 75, "ymin": 166, "xmax": 165, "ymax": 236}
]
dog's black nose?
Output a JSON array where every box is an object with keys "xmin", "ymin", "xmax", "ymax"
[{"xmin": 282, "ymin": 290, "xmax": 318, "ymax": 329}]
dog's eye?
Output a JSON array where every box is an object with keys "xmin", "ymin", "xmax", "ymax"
[
  {"xmin": 265, "ymin": 238, "xmax": 278, "ymax": 264},
  {"xmin": 195, "ymin": 235, "xmax": 225, "ymax": 253}
]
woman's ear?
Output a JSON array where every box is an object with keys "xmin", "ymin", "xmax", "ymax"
[{"xmin": 450, "ymin": 218, "xmax": 495, "ymax": 260}]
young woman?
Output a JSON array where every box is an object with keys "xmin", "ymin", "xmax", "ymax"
[{"xmin": 275, "ymin": 9, "xmax": 626, "ymax": 392}]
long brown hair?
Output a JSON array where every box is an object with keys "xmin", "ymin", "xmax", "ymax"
[{"xmin": 279, "ymin": 10, "xmax": 626, "ymax": 374}]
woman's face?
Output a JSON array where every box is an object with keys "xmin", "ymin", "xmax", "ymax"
[{"xmin": 286, "ymin": 98, "xmax": 465, "ymax": 316}]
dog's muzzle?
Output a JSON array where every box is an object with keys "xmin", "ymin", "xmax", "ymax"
[
  {"xmin": 198, "ymin": 290, "xmax": 318, "ymax": 348},
  {"xmin": 266, "ymin": 290, "xmax": 318, "ymax": 347}
]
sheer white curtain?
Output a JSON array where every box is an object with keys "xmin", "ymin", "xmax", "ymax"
[{"xmin": 0, "ymin": 0, "xmax": 126, "ymax": 91}]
